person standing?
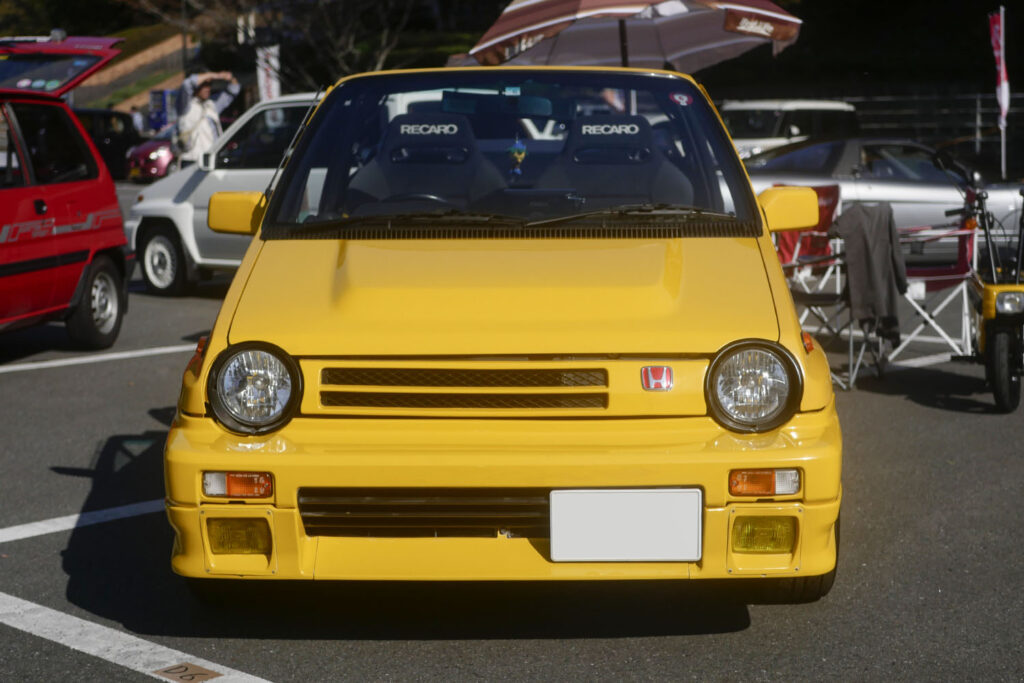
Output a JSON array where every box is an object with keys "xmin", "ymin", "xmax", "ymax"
[
  {"xmin": 177, "ymin": 70, "xmax": 240, "ymax": 167},
  {"xmin": 130, "ymin": 105, "xmax": 145, "ymax": 133}
]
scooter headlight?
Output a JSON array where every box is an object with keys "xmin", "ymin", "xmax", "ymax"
[
  {"xmin": 996, "ymin": 291, "xmax": 1024, "ymax": 314},
  {"xmin": 706, "ymin": 340, "xmax": 803, "ymax": 433},
  {"xmin": 208, "ymin": 343, "xmax": 302, "ymax": 434}
]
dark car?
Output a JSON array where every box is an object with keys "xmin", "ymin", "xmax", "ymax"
[
  {"xmin": 1, "ymin": 35, "xmax": 130, "ymax": 348},
  {"xmin": 73, "ymin": 107, "xmax": 141, "ymax": 180}
]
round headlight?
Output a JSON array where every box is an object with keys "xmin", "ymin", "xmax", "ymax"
[
  {"xmin": 706, "ymin": 341, "xmax": 802, "ymax": 433},
  {"xmin": 208, "ymin": 344, "xmax": 302, "ymax": 434}
]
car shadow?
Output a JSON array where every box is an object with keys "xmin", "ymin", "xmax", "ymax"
[
  {"xmin": 0, "ymin": 323, "xmax": 77, "ymax": 363},
  {"xmin": 61, "ymin": 422, "xmax": 753, "ymax": 640},
  {"xmin": 835, "ymin": 360, "xmax": 997, "ymax": 414}
]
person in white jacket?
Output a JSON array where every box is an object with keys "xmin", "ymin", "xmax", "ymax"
[{"xmin": 177, "ymin": 70, "xmax": 240, "ymax": 166}]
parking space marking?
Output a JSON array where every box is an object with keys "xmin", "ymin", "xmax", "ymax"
[
  {"xmin": 0, "ymin": 344, "xmax": 194, "ymax": 375},
  {"xmin": 0, "ymin": 591, "xmax": 269, "ymax": 682},
  {"xmin": 0, "ymin": 499, "xmax": 165, "ymax": 545}
]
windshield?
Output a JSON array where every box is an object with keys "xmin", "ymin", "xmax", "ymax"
[
  {"xmin": 266, "ymin": 70, "xmax": 756, "ymax": 234},
  {"xmin": 720, "ymin": 109, "xmax": 783, "ymax": 139},
  {"xmin": 0, "ymin": 53, "xmax": 100, "ymax": 93}
]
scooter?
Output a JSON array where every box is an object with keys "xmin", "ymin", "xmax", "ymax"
[{"xmin": 960, "ymin": 185, "xmax": 1024, "ymax": 412}]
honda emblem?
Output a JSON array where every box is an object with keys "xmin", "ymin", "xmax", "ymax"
[{"xmin": 641, "ymin": 366, "xmax": 674, "ymax": 391}]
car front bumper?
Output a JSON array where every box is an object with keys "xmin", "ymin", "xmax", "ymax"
[{"xmin": 165, "ymin": 406, "xmax": 841, "ymax": 582}]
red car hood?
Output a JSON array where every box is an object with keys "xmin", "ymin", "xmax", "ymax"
[{"xmin": 0, "ymin": 36, "xmax": 120, "ymax": 97}]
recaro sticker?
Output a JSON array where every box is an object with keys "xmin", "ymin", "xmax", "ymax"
[
  {"xmin": 580, "ymin": 124, "xmax": 639, "ymax": 135},
  {"xmin": 399, "ymin": 124, "xmax": 458, "ymax": 135}
]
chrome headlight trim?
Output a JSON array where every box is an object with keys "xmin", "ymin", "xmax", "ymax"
[
  {"xmin": 704, "ymin": 339, "xmax": 803, "ymax": 433},
  {"xmin": 206, "ymin": 342, "xmax": 303, "ymax": 435}
]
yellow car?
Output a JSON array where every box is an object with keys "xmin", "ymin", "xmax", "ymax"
[{"xmin": 165, "ymin": 67, "xmax": 841, "ymax": 602}]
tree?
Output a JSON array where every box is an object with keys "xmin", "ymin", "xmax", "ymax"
[{"xmin": 116, "ymin": 0, "xmax": 418, "ymax": 89}]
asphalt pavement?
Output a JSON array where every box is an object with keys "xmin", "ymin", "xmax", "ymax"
[{"xmin": 0, "ymin": 183, "xmax": 1021, "ymax": 681}]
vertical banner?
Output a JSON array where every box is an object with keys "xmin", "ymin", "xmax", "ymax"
[
  {"xmin": 256, "ymin": 44, "xmax": 281, "ymax": 103},
  {"xmin": 989, "ymin": 7, "xmax": 1009, "ymax": 131}
]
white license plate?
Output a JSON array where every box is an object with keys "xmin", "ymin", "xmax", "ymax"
[{"xmin": 549, "ymin": 488, "xmax": 702, "ymax": 562}]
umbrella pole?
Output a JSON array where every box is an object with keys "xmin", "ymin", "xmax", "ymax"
[
  {"xmin": 618, "ymin": 19, "xmax": 629, "ymax": 67},
  {"xmin": 618, "ymin": 19, "xmax": 637, "ymax": 114}
]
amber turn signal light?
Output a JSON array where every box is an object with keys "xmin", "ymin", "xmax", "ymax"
[
  {"xmin": 203, "ymin": 471, "xmax": 273, "ymax": 498},
  {"xmin": 730, "ymin": 468, "xmax": 800, "ymax": 496}
]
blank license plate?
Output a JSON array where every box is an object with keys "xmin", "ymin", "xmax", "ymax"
[{"xmin": 549, "ymin": 488, "xmax": 702, "ymax": 562}]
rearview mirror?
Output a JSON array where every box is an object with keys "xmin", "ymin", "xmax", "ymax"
[
  {"xmin": 208, "ymin": 192, "xmax": 266, "ymax": 235},
  {"xmin": 198, "ymin": 151, "xmax": 214, "ymax": 172},
  {"xmin": 757, "ymin": 186, "xmax": 819, "ymax": 232}
]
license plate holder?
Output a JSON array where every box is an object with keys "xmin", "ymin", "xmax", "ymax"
[{"xmin": 549, "ymin": 488, "xmax": 702, "ymax": 562}]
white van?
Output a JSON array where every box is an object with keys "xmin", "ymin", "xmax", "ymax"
[{"xmin": 719, "ymin": 99, "xmax": 859, "ymax": 159}]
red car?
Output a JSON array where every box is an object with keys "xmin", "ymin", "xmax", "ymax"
[
  {"xmin": 126, "ymin": 125, "xmax": 175, "ymax": 182},
  {"xmin": 1, "ymin": 35, "xmax": 130, "ymax": 348}
]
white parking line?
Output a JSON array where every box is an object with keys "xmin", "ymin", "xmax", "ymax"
[
  {"xmin": 0, "ymin": 591, "xmax": 270, "ymax": 682},
  {"xmin": 0, "ymin": 499, "xmax": 165, "ymax": 545},
  {"xmin": 0, "ymin": 345, "xmax": 195, "ymax": 375}
]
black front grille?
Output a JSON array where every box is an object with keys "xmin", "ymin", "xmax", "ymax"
[
  {"xmin": 298, "ymin": 487, "xmax": 551, "ymax": 537},
  {"xmin": 321, "ymin": 367, "xmax": 607, "ymax": 387},
  {"xmin": 320, "ymin": 391, "xmax": 607, "ymax": 409}
]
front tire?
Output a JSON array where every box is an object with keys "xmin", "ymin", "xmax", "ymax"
[
  {"xmin": 66, "ymin": 255, "xmax": 124, "ymax": 349},
  {"xmin": 989, "ymin": 329, "xmax": 1021, "ymax": 413},
  {"xmin": 140, "ymin": 227, "xmax": 188, "ymax": 296}
]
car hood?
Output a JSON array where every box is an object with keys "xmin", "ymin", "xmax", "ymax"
[
  {"xmin": 130, "ymin": 139, "xmax": 170, "ymax": 157},
  {"xmin": 228, "ymin": 237, "xmax": 780, "ymax": 356}
]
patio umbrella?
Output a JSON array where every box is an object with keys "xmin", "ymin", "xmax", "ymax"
[{"xmin": 458, "ymin": 0, "xmax": 801, "ymax": 73}]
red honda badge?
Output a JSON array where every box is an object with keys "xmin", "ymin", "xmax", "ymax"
[{"xmin": 641, "ymin": 366, "xmax": 674, "ymax": 391}]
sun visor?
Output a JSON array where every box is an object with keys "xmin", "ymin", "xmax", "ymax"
[{"xmin": 0, "ymin": 36, "xmax": 121, "ymax": 97}]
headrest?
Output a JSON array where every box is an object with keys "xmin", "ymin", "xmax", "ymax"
[
  {"xmin": 382, "ymin": 113, "xmax": 476, "ymax": 165},
  {"xmin": 384, "ymin": 113, "xmax": 475, "ymax": 149},
  {"xmin": 567, "ymin": 115, "xmax": 652, "ymax": 147},
  {"xmin": 565, "ymin": 115, "xmax": 654, "ymax": 165}
]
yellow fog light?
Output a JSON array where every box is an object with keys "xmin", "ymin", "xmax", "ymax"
[
  {"xmin": 206, "ymin": 518, "xmax": 272, "ymax": 555},
  {"xmin": 731, "ymin": 516, "xmax": 796, "ymax": 553}
]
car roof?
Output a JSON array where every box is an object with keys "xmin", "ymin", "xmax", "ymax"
[{"xmin": 720, "ymin": 99, "xmax": 856, "ymax": 112}]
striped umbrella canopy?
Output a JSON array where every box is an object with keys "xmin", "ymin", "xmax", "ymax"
[{"xmin": 461, "ymin": 0, "xmax": 801, "ymax": 73}]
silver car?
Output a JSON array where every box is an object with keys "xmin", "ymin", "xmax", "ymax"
[
  {"xmin": 746, "ymin": 138, "xmax": 1022, "ymax": 261},
  {"xmin": 125, "ymin": 92, "xmax": 318, "ymax": 295}
]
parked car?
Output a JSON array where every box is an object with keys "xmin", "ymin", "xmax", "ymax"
[
  {"xmin": 720, "ymin": 100, "xmax": 859, "ymax": 159},
  {"xmin": 73, "ymin": 107, "xmax": 142, "ymax": 180},
  {"xmin": 126, "ymin": 125, "xmax": 175, "ymax": 182},
  {"xmin": 166, "ymin": 66, "xmax": 840, "ymax": 603},
  {"xmin": 125, "ymin": 92, "xmax": 316, "ymax": 295},
  {"xmin": 1, "ymin": 35, "xmax": 130, "ymax": 348},
  {"xmin": 745, "ymin": 137, "xmax": 1024, "ymax": 240}
]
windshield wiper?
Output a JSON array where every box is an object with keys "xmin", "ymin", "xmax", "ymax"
[
  {"xmin": 525, "ymin": 203, "xmax": 739, "ymax": 228},
  {"xmin": 288, "ymin": 209, "xmax": 525, "ymax": 236}
]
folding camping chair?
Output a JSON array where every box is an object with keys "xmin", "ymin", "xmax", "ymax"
[
  {"xmin": 784, "ymin": 201, "xmax": 905, "ymax": 390},
  {"xmin": 887, "ymin": 221, "xmax": 977, "ymax": 366}
]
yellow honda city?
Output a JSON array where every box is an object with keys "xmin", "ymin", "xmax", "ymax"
[{"xmin": 165, "ymin": 67, "xmax": 841, "ymax": 602}]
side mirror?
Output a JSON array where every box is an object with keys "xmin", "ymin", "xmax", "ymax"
[
  {"xmin": 208, "ymin": 191, "xmax": 266, "ymax": 235},
  {"xmin": 757, "ymin": 186, "xmax": 819, "ymax": 233},
  {"xmin": 198, "ymin": 151, "xmax": 214, "ymax": 172}
]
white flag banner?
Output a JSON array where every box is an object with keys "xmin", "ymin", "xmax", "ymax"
[
  {"xmin": 256, "ymin": 44, "xmax": 281, "ymax": 103},
  {"xmin": 989, "ymin": 7, "xmax": 1009, "ymax": 131}
]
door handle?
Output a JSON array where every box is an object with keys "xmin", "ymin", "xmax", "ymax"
[{"xmin": 34, "ymin": 199, "xmax": 47, "ymax": 215}]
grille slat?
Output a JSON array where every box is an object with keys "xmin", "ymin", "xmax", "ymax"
[
  {"xmin": 298, "ymin": 487, "xmax": 551, "ymax": 538},
  {"xmin": 320, "ymin": 367, "xmax": 607, "ymax": 388},
  {"xmin": 320, "ymin": 391, "xmax": 607, "ymax": 410}
]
